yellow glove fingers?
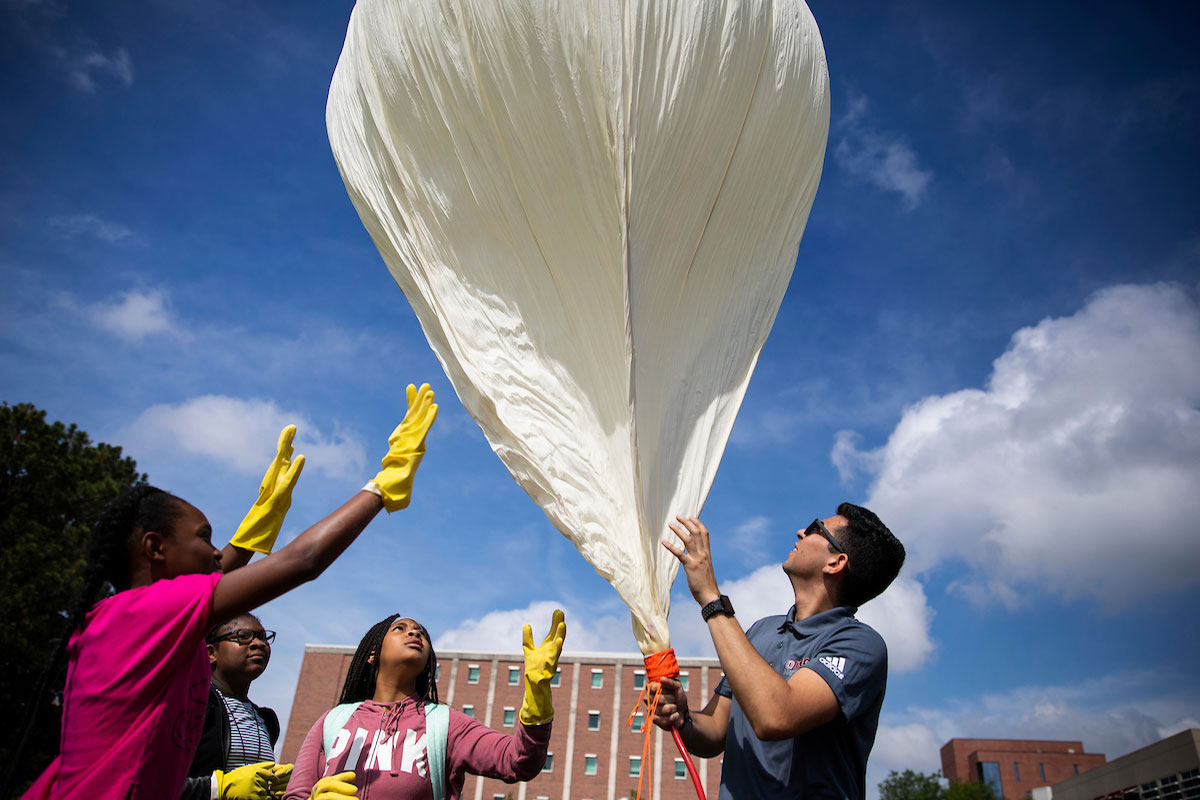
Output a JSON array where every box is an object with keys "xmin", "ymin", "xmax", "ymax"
[
  {"xmin": 311, "ymin": 771, "xmax": 359, "ymax": 799},
  {"xmin": 260, "ymin": 424, "xmax": 297, "ymax": 500},
  {"xmin": 283, "ymin": 452, "xmax": 305, "ymax": 491},
  {"xmin": 215, "ymin": 761, "xmax": 275, "ymax": 799},
  {"xmin": 374, "ymin": 383, "xmax": 437, "ymax": 512},
  {"xmin": 519, "ymin": 610, "xmax": 566, "ymax": 726},
  {"xmin": 543, "ymin": 609, "xmax": 565, "ymax": 648},
  {"xmin": 522, "ymin": 623, "xmax": 534, "ymax": 652}
]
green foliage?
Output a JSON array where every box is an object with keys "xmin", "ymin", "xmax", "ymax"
[
  {"xmin": 880, "ymin": 770, "xmax": 1003, "ymax": 800},
  {"xmin": 0, "ymin": 403, "xmax": 145, "ymax": 785},
  {"xmin": 881, "ymin": 770, "xmax": 948, "ymax": 800},
  {"xmin": 946, "ymin": 779, "xmax": 1002, "ymax": 800}
]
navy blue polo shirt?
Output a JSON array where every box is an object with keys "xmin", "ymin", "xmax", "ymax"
[{"xmin": 714, "ymin": 606, "xmax": 888, "ymax": 800}]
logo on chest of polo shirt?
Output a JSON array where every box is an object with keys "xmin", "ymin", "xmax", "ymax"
[
  {"xmin": 818, "ymin": 655, "xmax": 846, "ymax": 680},
  {"xmin": 783, "ymin": 656, "xmax": 811, "ymax": 677}
]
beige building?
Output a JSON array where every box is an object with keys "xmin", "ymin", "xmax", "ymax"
[
  {"xmin": 1038, "ymin": 729, "xmax": 1200, "ymax": 800},
  {"xmin": 284, "ymin": 645, "xmax": 724, "ymax": 800}
]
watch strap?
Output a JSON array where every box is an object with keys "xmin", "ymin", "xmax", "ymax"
[{"xmin": 701, "ymin": 594, "xmax": 735, "ymax": 622}]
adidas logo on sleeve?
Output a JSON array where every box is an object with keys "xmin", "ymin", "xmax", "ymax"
[{"xmin": 818, "ymin": 655, "xmax": 846, "ymax": 680}]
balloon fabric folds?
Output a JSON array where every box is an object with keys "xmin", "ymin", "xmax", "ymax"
[{"xmin": 327, "ymin": 0, "xmax": 830, "ymax": 655}]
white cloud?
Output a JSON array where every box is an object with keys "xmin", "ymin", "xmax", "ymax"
[
  {"xmin": 834, "ymin": 94, "xmax": 932, "ymax": 209},
  {"xmin": 837, "ymin": 282, "xmax": 1200, "ymax": 608},
  {"xmin": 49, "ymin": 213, "xmax": 135, "ymax": 243},
  {"xmin": 122, "ymin": 395, "xmax": 367, "ymax": 479},
  {"xmin": 89, "ymin": 288, "xmax": 180, "ymax": 342},
  {"xmin": 435, "ymin": 600, "xmax": 637, "ymax": 655},
  {"xmin": 57, "ymin": 44, "xmax": 133, "ymax": 92}
]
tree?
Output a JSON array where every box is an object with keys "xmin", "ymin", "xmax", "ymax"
[
  {"xmin": 0, "ymin": 403, "xmax": 146, "ymax": 787},
  {"xmin": 946, "ymin": 779, "xmax": 1002, "ymax": 800},
  {"xmin": 880, "ymin": 770, "xmax": 948, "ymax": 800},
  {"xmin": 879, "ymin": 770, "xmax": 1003, "ymax": 800}
]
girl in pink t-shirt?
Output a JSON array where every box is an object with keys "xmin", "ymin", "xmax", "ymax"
[{"xmin": 15, "ymin": 384, "xmax": 438, "ymax": 800}]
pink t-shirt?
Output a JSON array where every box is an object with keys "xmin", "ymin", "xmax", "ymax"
[{"xmin": 23, "ymin": 571, "xmax": 223, "ymax": 800}]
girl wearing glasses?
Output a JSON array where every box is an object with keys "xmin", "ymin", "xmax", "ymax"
[
  {"xmin": 17, "ymin": 385, "xmax": 437, "ymax": 800},
  {"xmin": 180, "ymin": 614, "xmax": 285, "ymax": 799}
]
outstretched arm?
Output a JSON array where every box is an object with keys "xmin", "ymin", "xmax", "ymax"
[
  {"xmin": 663, "ymin": 516, "xmax": 839, "ymax": 741},
  {"xmin": 211, "ymin": 384, "xmax": 437, "ymax": 626}
]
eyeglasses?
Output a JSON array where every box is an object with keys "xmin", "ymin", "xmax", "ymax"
[
  {"xmin": 210, "ymin": 628, "xmax": 276, "ymax": 646},
  {"xmin": 803, "ymin": 518, "xmax": 846, "ymax": 554}
]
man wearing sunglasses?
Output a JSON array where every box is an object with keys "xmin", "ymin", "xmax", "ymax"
[
  {"xmin": 182, "ymin": 614, "xmax": 290, "ymax": 799},
  {"xmin": 655, "ymin": 502, "xmax": 905, "ymax": 800}
]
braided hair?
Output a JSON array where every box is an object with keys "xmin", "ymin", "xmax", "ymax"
[
  {"xmin": 6, "ymin": 486, "xmax": 184, "ymax": 788},
  {"xmin": 339, "ymin": 614, "xmax": 440, "ymax": 705}
]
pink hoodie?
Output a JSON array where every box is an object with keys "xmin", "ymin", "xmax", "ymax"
[{"xmin": 284, "ymin": 697, "xmax": 550, "ymax": 800}]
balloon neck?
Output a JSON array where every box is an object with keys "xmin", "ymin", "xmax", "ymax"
[{"xmin": 644, "ymin": 648, "xmax": 680, "ymax": 681}]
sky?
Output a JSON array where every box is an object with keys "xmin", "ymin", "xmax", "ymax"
[{"xmin": 2, "ymin": 1, "xmax": 1199, "ymax": 795}]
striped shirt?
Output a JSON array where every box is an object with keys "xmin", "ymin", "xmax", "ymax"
[{"xmin": 215, "ymin": 688, "xmax": 275, "ymax": 767}]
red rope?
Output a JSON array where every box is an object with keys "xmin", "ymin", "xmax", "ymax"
[{"xmin": 626, "ymin": 649, "xmax": 707, "ymax": 800}]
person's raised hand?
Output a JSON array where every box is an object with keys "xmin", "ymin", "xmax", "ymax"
[
  {"xmin": 365, "ymin": 384, "xmax": 437, "ymax": 512},
  {"xmin": 662, "ymin": 515, "xmax": 720, "ymax": 607},
  {"xmin": 230, "ymin": 425, "xmax": 305, "ymax": 554},
  {"xmin": 309, "ymin": 771, "xmax": 359, "ymax": 800},
  {"xmin": 519, "ymin": 608, "xmax": 566, "ymax": 725}
]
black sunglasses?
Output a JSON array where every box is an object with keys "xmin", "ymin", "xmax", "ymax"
[
  {"xmin": 210, "ymin": 628, "xmax": 276, "ymax": 646},
  {"xmin": 804, "ymin": 518, "xmax": 846, "ymax": 555}
]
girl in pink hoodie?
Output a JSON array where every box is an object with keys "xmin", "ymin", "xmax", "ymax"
[{"xmin": 286, "ymin": 610, "xmax": 565, "ymax": 800}]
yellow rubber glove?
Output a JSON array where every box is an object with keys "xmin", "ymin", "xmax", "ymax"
[
  {"xmin": 519, "ymin": 608, "xmax": 566, "ymax": 725},
  {"xmin": 310, "ymin": 771, "xmax": 359, "ymax": 799},
  {"xmin": 213, "ymin": 761, "xmax": 275, "ymax": 799},
  {"xmin": 230, "ymin": 425, "xmax": 306, "ymax": 553},
  {"xmin": 368, "ymin": 384, "xmax": 437, "ymax": 512},
  {"xmin": 268, "ymin": 763, "xmax": 293, "ymax": 796}
]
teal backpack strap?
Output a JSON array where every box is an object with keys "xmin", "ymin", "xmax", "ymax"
[
  {"xmin": 425, "ymin": 702, "xmax": 450, "ymax": 800},
  {"xmin": 322, "ymin": 702, "xmax": 363, "ymax": 772}
]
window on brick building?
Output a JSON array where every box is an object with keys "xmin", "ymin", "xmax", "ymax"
[
  {"xmin": 503, "ymin": 707, "xmax": 515, "ymax": 726},
  {"xmin": 679, "ymin": 672, "xmax": 689, "ymax": 690},
  {"xmin": 633, "ymin": 670, "xmax": 645, "ymax": 690},
  {"xmin": 629, "ymin": 756, "xmax": 641, "ymax": 777},
  {"xmin": 591, "ymin": 669, "xmax": 603, "ymax": 689},
  {"xmin": 978, "ymin": 761, "xmax": 1002, "ymax": 798},
  {"xmin": 585, "ymin": 755, "xmax": 598, "ymax": 775},
  {"xmin": 1074, "ymin": 765, "xmax": 1080, "ymax": 776},
  {"xmin": 463, "ymin": 705, "xmax": 475, "ymax": 717},
  {"xmin": 550, "ymin": 668, "xmax": 561, "ymax": 687},
  {"xmin": 631, "ymin": 712, "xmax": 644, "ymax": 732},
  {"xmin": 543, "ymin": 753, "xmax": 554, "ymax": 773},
  {"xmin": 1039, "ymin": 764, "xmax": 1047, "ymax": 782},
  {"xmin": 508, "ymin": 666, "xmax": 520, "ymax": 685},
  {"xmin": 675, "ymin": 759, "xmax": 686, "ymax": 779},
  {"xmin": 435, "ymin": 663, "xmax": 440, "ymax": 680},
  {"xmin": 1014, "ymin": 763, "xmax": 1020, "ymax": 781},
  {"xmin": 588, "ymin": 711, "xmax": 601, "ymax": 730},
  {"xmin": 468, "ymin": 665, "xmax": 480, "ymax": 684}
]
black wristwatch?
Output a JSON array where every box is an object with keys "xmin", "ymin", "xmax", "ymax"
[{"xmin": 701, "ymin": 594, "xmax": 735, "ymax": 622}]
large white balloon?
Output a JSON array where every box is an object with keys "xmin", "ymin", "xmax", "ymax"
[{"xmin": 328, "ymin": 0, "xmax": 830, "ymax": 654}]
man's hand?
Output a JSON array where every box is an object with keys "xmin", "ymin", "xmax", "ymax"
[
  {"xmin": 650, "ymin": 676, "xmax": 690, "ymax": 731},
  {"xmin": 662, "ymin": 515, "xmax": 721, "ymax": 607}
]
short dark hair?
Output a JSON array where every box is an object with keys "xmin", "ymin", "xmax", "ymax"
[
  {"xmin": 833, "ymin": 502, "xmax": 905, "ymax": 607},
  {"xmin": 207, "ymin": 612, "xmax": 264, "ymax": 644},
  {"xmin": 339, "ymin": 614, "xmax": 440, "ymax": 705}
]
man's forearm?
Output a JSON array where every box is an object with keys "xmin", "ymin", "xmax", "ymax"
[
  {"xmin": 680, "ymin": 709, "xmax": 726, "ymax": 758},
  {"xmin": 707, "ymin": 615, "xmax": 795, "ymax": 740}
]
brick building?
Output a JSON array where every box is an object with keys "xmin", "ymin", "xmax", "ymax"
[
  {"xmin": 941, "ymin": 738, "xmax": 1107, "ymax": 799},
  {"xmin": 284, "ymin": 645, "xmax": 723, "ymax": 800}
]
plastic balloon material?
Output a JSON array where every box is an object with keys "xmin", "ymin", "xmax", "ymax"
[{"xmin": 327, "ymin": 0, "xmax": 830, "ymax": 655}]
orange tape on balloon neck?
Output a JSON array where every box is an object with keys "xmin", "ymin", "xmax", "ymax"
[{"xmin": 626, "ymin": 649, "xmax": 706, "ymax": 800}]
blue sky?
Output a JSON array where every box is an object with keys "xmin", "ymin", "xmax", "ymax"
[{"xmin": 2, "ymin": 0, "xmax": 1198, "ymax": 794}]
